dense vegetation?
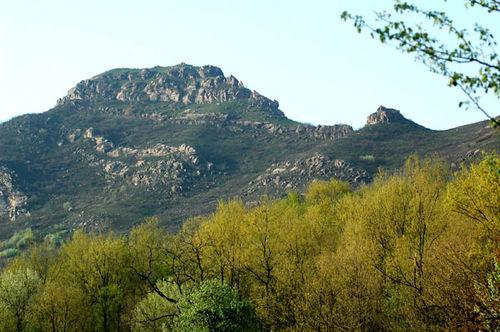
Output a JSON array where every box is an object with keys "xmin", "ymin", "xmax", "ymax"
[{"xmin": 0, "ymin": 154, "xmax": 498, "ymax": 331}]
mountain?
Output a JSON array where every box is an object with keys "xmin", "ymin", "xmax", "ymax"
[{"xmin": 0, "ymin": 64, "xmax": 498, "ymax": 240}]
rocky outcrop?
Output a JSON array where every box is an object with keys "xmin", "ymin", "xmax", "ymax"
[
  {"xmin": 67, "ymin": 128, "xmax": 115, "ymax": 153},
  {"xmin": 57, "ymin": 64, "xmax": 284, "ymax": 118},
  {"xmin": 67, "ymin": 129, "xmax": 214, "ymax": 194},
  {"xmin": 366, "ymin": 106, "xmax": 407, "ymax": 125},
  {"xmin": 56, "ymin": 64, "xmax": 355, "ymax": 143},
  {"xmin": 0, "ymin": 167, "xmax": 29, "ymax": 221},
  {"xmin": 234, "ymin": 121, "xmax": 354, "ymax": 140},
  {"xmin": 172, "ymin": 111, "xmax": 231, "ymax": 126},
  {"xmin": 295, "ymin": 124, "xmax": 353, "ymax": 140},
  {"xmin": 104, "ymin": 143, "xmax": 214, "ymax": 194},
  {"xmin": 137, "ymin": 109, "xmax": 353, "ymax": 140},
  {"xmin": 245, "ymin": 153, "xmax": 370, "ymax": 197}
]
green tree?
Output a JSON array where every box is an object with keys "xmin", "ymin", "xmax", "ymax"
[
  {"xmin": 165, "ymin": 217, "xmax": 208, "ymax": 288},
  {"xmin": 175, "ymin": 279, "xmax": 260, "ymax": 332},
  {"xmin": 445, "ymin": 155, "xmax": 500, "ymax": 328},
  {"xmin": 0, "ymin": 268, "xmax": 40, "ymax": 331},
  {"xmin": 32, "ymin": 278, "xmax": 82, "ymax": 332},
  {"xmin": 342, "ymin": 0, "xmax": 500, "ymax": 125},
  {"xmin": 475, "ymin": 259, "xmax": 500, "ymax": 330}
]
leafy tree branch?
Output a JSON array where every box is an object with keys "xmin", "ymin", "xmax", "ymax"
[{"xmin": 341, "ymin": 0, "xmax": 500, "ymax": 126}]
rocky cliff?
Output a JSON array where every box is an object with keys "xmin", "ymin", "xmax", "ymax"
[{"xmin": 246, "ymin": 154, "xmax": 369, "ymax": 197}]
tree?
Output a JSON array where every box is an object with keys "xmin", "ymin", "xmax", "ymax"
[
  {"xmin": 197, "ymin": 200, "xmax": 247, "ymax": 288},
  {"xmin": 446, "ymin": 154, "xmax": 500, "ymax": 259},
  {"xmin": 358, "ymin": 157, "xmax": 450, "ymax": 329},
  {"xmin": 0, "ymin": 268, "xmax": 40, "ymax": 331},
  {"xmin": 32, "ymin": 279, "xmax": 82, "ymax": 332},
  {"xmin": 175, "ymin": 279, "xmax": 260, "ymax": 332},
  {"xmin": 133, "ymin": 279, "xmax": 182, "ymax": 332},
  {"xmin": 342, "ymin": 0, "xmax": 500, "ymax": 126},
  {"xmin": 475, "ymin": 260, "xmax": 500, "ymax": 330},
  {"xmin": 57, "ymin": 231, "xmax": 134, "ymax": 331},
  {"xmin": 165, "ymin": 217, "xmax": 209, "ymax": 288},
  {"xmin": 128, "ymin": 218, "xmax": 179, "ymax": 304}
]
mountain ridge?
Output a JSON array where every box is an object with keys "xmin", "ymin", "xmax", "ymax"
[{"xmin": 0, "ymin": 64, "xmax": 497, "ymax": 241}]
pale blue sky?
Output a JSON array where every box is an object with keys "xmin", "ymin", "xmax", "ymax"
[{"xmin": 1, "ymin": 0, "xmax": 498, "ymax": 129}]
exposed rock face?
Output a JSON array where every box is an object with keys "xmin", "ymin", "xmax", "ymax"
[
  {"xmin": 236, "ymin": 122, "xmax": 354, "ymax": 140},
  {"xmin": 147, "ymin": 110, "xmax": 354, "ymax": 141},
  {"xmin": 81, "ymin": 128, "xmax": 115, "ymax": 153},
  {"xmin": 173, "ymin": 111, "xmax": 230, "ymax": 124},
  {"xmin": 103, "ymin": 143, "xmax": 211, "ymax": 193},
  {"xmin": 0, "ymin": 167, "xmax": 29, "ymax": 221},
  {"xmin": 246, "ymin": 153, "xmax": 370, "ymax": 197},
  {"xmin": 57, "ymin": 64, "xmax": 284, "ymax": 118},
  {"xmin": 366, "ymin": 106, "xmax": 407, "ymax": 125},
  {"xmin": 68, "ymin": 129, "xmax": 214, "ymax": 194}
]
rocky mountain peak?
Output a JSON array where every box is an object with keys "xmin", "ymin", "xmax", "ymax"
[
  {"xmin": 366, "ymin": 106, "xmax": 407, "ymax": 126},
  {"xmin": 57, "ymin": 64, "xmax": 283, "ymax": 117}
]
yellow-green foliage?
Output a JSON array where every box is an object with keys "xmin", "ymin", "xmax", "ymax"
[
  {"xmin": 0, "ymin": 268, "xmax": 40, "ymax": 331},
  {"xmin": 133, "ymin": 279, "xmax": 180, "ymax": 332},
  {"xmin": 0, "ymin": 228, "xmax": 34, "ymax": 251},
  {"xmin": 0, "ymin": 155, "xmax": 498, "ymax": 331},
  {"xmin": 447, "ymin": 154, "xmax": 500, "ymax": 262}
]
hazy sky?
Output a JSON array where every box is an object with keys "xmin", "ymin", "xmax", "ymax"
[{"xmin": 1, "ymin": 0, "xmax": 498, "ymax": 129}]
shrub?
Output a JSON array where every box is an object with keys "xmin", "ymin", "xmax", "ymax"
[
  {"xmin": 0, "ymin": 248, "xmax": 18, "ymax": 259},
  {"xmin": 359, "ymin": 154, "xmax": 375, "ymax": 162}
]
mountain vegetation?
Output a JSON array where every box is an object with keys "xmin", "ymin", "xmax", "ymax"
[
  {"xmin": 0, "ymin": 63, "xmax": 498, "ymax": 330},
  {"xmin": 0, "ymin": 64, "xmax": 497, "ymax": 247},
  {"xmin": 0, "ymin": 154, "xmax": 498, "ymax": 331}
]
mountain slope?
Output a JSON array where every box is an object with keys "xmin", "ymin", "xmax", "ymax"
[{"xmin": 0, "ymin": 64, "xmax": 498, "ymax": 239}]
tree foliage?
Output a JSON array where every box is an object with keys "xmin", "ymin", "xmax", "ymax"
[
  {"xmin": 176, "ymin": 279, "xmax": 259, "ymax": 332},
  {"xmin": 0, "ymin": 154, "xmax": 498, "ymax": 330},
  {"xmin": 0, "ymin": 268, "xmax": 40, "ymax": 331}
]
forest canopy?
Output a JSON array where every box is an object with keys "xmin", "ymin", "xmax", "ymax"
[{"xmin": 0, "ymin": 154, "xmax": 498, "ymax": 331}]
